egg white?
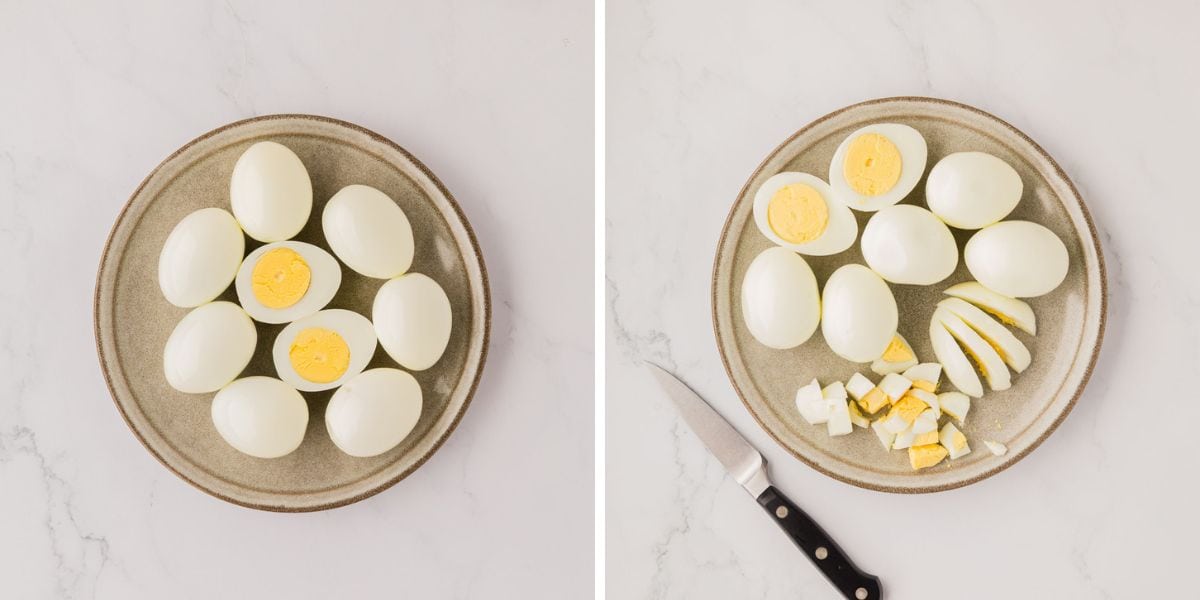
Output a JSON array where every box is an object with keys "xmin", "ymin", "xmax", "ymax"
[
  {"xmin": 235, "ymin": 241, "xmax": 342, "ymax": 324},
  {"xmin": 828, "ymin": 123, "xmax": 927, "ymax": 212},
  {"xmin": 163, "ymin": 301, "xmax": 257, "ymax": 394},
  {"xmin": 272, "ymin": 309, "xmax": 378, "ymax": 392},
  {"xmin": 741, "ymin": 247, "xmax": 821, "ymax": 350},
  {"xmin": 964, "ymin": 221, "xmax": 1069, "ymax": 298},
  {"xmin": 751, "ymin": 172, "xmax": 857, "ymax": 256},
  {"xmin": 820, "ymin": 264, "xmax": 898, "ymax": 363},
  {"xmin": 326, "ymin": 368, "xmax": 423, "ymax": 458},
  {"xmin": 323, "ymin": 185, "xmax": 415, "ymax": 279},
  {"xmin": 926, "ymin": 152, "xmax": 1022, "ymax": 229},
  {"xmin": 211, "ymin": 376, "xmax": 308, "ymax": 459},
  {"xmin": 373, "ymin": 273, "xmax": 453, "ymax": 371},
  {"xmin": 229, "ymin": 141, "xmax": 312, "ymax": 243},
  {"xmin": 861, "ymin": 205, "xmax": 958, "ymax": 285},
  {"xmin": 158, "ymin": 208, "xmax": 245, "ymax": 308}
]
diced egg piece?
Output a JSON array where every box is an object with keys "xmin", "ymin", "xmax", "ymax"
[
  {"xmin": 909, "ymin": 444, "xmax": 949, "ymax": 470},
  {"xmin": 906, "ymin": 388, "xmax": 940, "ymax": 418},
  {"xmin": 929, "ymin": 315, "xmax": 983, "ymax": 398},
  {"xmin": 848, "ymin": 402, "xmax": 869, "ymax": 429},
  {"xmin": 902, "ymin": 363, "xmax": 942, "ymax": 393},
  {"xmin": 938, "ymin": 392, "xmax": 971, "ymax": 424},
  {"xmin": 935, "ymin": 308, "xmax": 1012, "ymax": 392},
  {"xmin": 939, "ymin": 422, "xmax": 972, "ymax": 459},
  {"xmin": 870, "ymin": 333, "xmax": 918, "ymax": 375},
  {"xmin": 878, "ymin": 372, "xmax": 912, "ymax": 403},
  {"xmin": 944, "ymin": 281, "xmax": 1036, "ymax": 335},
  {"xmin": 984, "ymin": 441, "xmax": 1008, "ymax": 456},
  {"xmin": 871, "ymin": 420, "xmax": 895, "ymax": 450},
  {"xmin": 937, "ymin": 298, "xmax": 1031, "ymax": 372},
  {"xmin": 751, "ymin": 172, "xmax": 858, "ymax": 256},
  {"xmin": 829, "ymin": 123, "xmax": 928, "ymax": 212},
  {"xmin": 795, "ymin": 379, "xmax": 830, "ymax": 425},
  {"xmin": 913, "ymin": 430, "xmax": 939, "ymax": 446},
  {"xmin": 858, "ymin": 387, "xmax": 889, "ymax": 415},
  {"xmin": 910, "ymin": 408, "xmax": 938, "ymax": 435},
  {"xmin": 827, "ymin": 399, "xmax": 853, "ymax": 437},
  {"xmin": 845, "ymin": 372, "xmax": 875, "ymax": 401},
  {"xmin": 822, "ymin": 381, "xmax": 847, "ymax": 400},
  {"xmin": 893, "ymin": 426, "xmax": 915, "ymax": 450},
  {"xmin": 882, "ymin": 395, "xmax": 925, "ymax": 434}
]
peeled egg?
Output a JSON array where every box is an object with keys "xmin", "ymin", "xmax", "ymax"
[
  {"xmin": 230, "ymin": 141, "xmax": 313, "ymax": 243},
  {"xmin": 751, "ymin": 172, "xmax": 857, "ymax": 255},
  {"xmin": 163, "ymin": 301, "xmax": 257, "ymax": 393},
  {"xmin": 158, "ymin": 208, "xmax": 245, "ymax": 308},
  {"xmin": 740, "ymin": 247, "xmax": 820, "ymax": 350},
  {"xmin": 925, "ymin": 152, "xmax": 1022, "ymax": 229},
  {"xmin": 322, "ymin": 185, "xmax": 415, "ymax": 279},
  {"xmin": 861, "ymin": 205, "xmax": 958, "ymax": 285},
  {"xmin": 829, "ymin": 123, "xmax": 927, "ymax": 212},
  {"xmin": 326, "ymin": 368, "xmax": 423, "ymax": 458},
  {"xmin": 373, "ymin": 273, "xmax": 453, "ymax": 370},
  {"xmin": 235, "ymin": 241, "xmax": 342, "ymax": 324},
  {"xmin": 211, "ymin": 377, "xmax": 308, "ymax": 459},
  {"xmin": 273, "ymin": 309, "xmax": 377, "ymax": 392},
  {"xmin": 964, "ymin": 221, "xmax": 1069, "ymax": 297},
  {"xmin": 821, "ymin": 264, "xmax": 898, "ymax": 362}
]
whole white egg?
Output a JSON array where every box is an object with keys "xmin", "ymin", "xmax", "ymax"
[
  {"xmin": 821, "ymin": 264, "xmax": 898, "ymax": 362},
  {"xmin": 964, "ymin": 220, "xmax": 1069, "ymax": 297},
  {"xmin": 322, "ymin": 185, "xmax": 415, "ymax": 279},
  {"xmin": 229, "ymin": 141, "xmax": 313, "ymax": 243},
  {"xmin": 829, "ymin": 123, "xmax": 927, "ymax": 212},
  {"xmin": 325, "ymin": 368, "xmax": 423, "ymax": 458},
  {"xmin": 740, "ymin": 247, "xmax": 820, "ymax": 350},
  {"xmin": 235, "ymin": 241, "xmax": 342, "ymax": 324},
  {"xmin": 751, "ymin": 172, "xmax": 857, "ymax": 256},
  {"xmin": 925, "ymin": 152, "xmax": 1022, "ymax": 229},
  {"xmin": 158, "ymin": 208, "xmax": 245, "ymax": 307},
  {"xmin": 273, "ymin": 309, "xmax": 378, "ymax": 392},
  {"xmin": 163, "ymin": 301, "xmax": 257, "ymax": 393},
  {"xmin": 372, "ymin": 273, "xmax": 452, "ymax": 371},
  {"xmin": 211, "ymin": 377, "xmax": 308, "ymax": 459},
  {"xmin": 860, "ymin": 205, "xmax": 958, "ymax": 285}
]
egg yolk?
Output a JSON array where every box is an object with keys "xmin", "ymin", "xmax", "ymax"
[
  {"xmin": 880, "ymin": 335, "xmax": 914, "ymax": 363},
  {"xmin": 909, "ymin": 444, "xmax": 948, "ymax": 470},
  {"xmin": 289, "ymin": 327, "xmax": 350, "ymax": 383},
  {"xmin": 843, "ymin": 133, "xmax": 902, "ymax": 196},
  {"xmin": 252, "ymin": 247, "xmax": 311, "ymax": 309},
  {"xmin": 911, "ymin": 379, "xmax": 937, "ymax": 393},
  {"xmin": 766, "ymin": 183, "xmax": 829, "ymax": 244}
]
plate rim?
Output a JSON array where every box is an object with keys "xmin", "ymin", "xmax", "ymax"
[
  {"xmin": 711, "ymin": 96, "xmax": 1107, "ymax": 494},
  {"xmin": 93, "ymin": 113, "xmax": 491, "ymax": 512}
]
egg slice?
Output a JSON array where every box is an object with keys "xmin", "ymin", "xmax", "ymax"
[
  {"xmin": 235, "ymin": 241, "xmax": 342, "ymax": 324},
  {"xmin": 938, "ymin": 392, "xmax": 971, "ymax": 424},
  {"xmin": 323, "ymin": 185, "xmax": 415, "ymax": 279},
  {"xmin": 373, "ymin": 273, "xmax": 454, "ymax": 371},
  {"xmin": 937, "ymin": 298, "xmax": 1031, "ymax": 372},
  {"xmin": 821, "ymin": 264, "xmax": 898, "ymax": 362},
  {"xmin": 984, "ymin": 440, "xmax": 1009, "ymax": 456},
  {"xmin": 935, "ymin": 308, "xmax": 1011, "ymax": 392},
  {"xmin": 163, "ymin": 302, "xmax": 257, "ymax": 394},
  {"xmin": 870, "ymin": 333, "xmax": 918, "ymax": 375},
  {"xmin": 925, "ymin": 152, "xmax": 1022, "ymax": 229},
  {"xmin": 944, "ymin": 281, "xmax": 1036, "ymax": 335},
  {"xmin": 158, "ymin": 208, "xmax": 245, "ymax": 308},
  {"xmin": 326, "ymin": 368, "xmax": 423, "ymax": 458},
  {"xmin": 829, "ymin": 123, "xmax": 928, "ymax": 212},
  {"xmin": 211, "ymin": 377, "xmax": 308, "ymax": 458},
  {"xmin": 741, "ymin": 247, "xmax": 821, "ymax": 350},
  {"xmin": 273, "ymin": 309, "xmax": 377, "ymax": 392},
  {"xmin": 964, "ymin": 221, "xmax": 1069, "ymax": 298},
  {"xmin": 795, "ymin": 379, "xmax": 830, "ymax": 425},
  {"xmin": 751, "ymin": 172, "xmax": 857, "ymax": 255},
  {"xmin": 229, "ymin": 141, "xmax": 312, "ymax": 243},
  {"xmin": 861, "ymin": 205, "xmax": 958, "ymax": 285},
  {"xmin": 929, "ymin": 315, "xmax": 983, "ymax": 398},
  {"xmin": 902, "ymin": 363, "xmax": 942, "ymax": 393}
]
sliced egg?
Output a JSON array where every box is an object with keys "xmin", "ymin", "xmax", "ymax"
[
  {"xmin": 821, "ymin": 264, "xmax": 897, "ymax": 362},
  {"xmin": 984, "ymin": 440, "xmax": 1008, "ymax": 456},
  {"xmin": 939, "ymin": 422, "xmax": 971, "ymax": 460},
  {"xmin": 795, "ymin": 379, "xmax": 830, "ymax": 425},
  {"xmin": 964, "ymin": 221, "xmax": 1069, "ymax": 298},
  {"xmin": 211, "ymin": 377, "xmax": 308, "ymax": 459},
  {"xmin": 163, "ymin": 302, "xmax": 257, "ymax": 394},
  {"xmin": 929, "ymin": 316, "xmax": 983, "ymax": 398},
  {"xmin": 925, "ymin": 152, "xmax": 1022, "ymax": 229},
  {"xmin": 322, "ymin": 184, "xmax": 415, "ymax": 279},
  {"xmin": 326, "ymin": 368, "xmax": 423, "ymax": 458},
  {"xmin": 273, "ymin": 309, "xmax": 377, "ymax": 392},
  {"xmin": 373, "ymin": 273, "xmax": 453, "ymax": 371},
  {"xmin": 935, "ymin": 308, "xmax": 1012, "ymax": 392},
  {"xmin": 229, "ymin": 141, "xmax": 312, "ymax": 243},
  {"xmin": 870, "ymin": 333, "xmax": 918, "ymax": 375},
  {"xmin": 158, "ymin": 208, "xmax": 244, "ymax": 308},
  {"xmin": 861, "ymin": 205, "xmax": 958, "ymax": 285},
  {"xmin": 751, "ymin": 172, "xmax": 857, "ymax": 255},
  {"xmin": 235, "ymin": 241, "xmax": 342, "ymax": 324},
  {"xmin": 741, "ymin": 247, "xmax": 821, "ymax": 350},
  {"xmin": 902, "ymin": 363, "xmax": 942, "ymax": 393},
  {"xmin": 937, "ymin": 298, "xmax": 1031, "ymax": 372},
  {"xmin": 944, "ymin": 281, "xmax": 1036, "ymax": 335},
  {"xmin": 909, "ymin": 443, "xmax": 948, "ymax": 470},
  {"xmin": 829, "ymin": 123, "xmax": 927, "ymax": 212}
]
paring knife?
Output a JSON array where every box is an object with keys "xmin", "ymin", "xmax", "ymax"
[{"xmin": 646, "ymin": 362, "xmax": 882, "ymax": 600}]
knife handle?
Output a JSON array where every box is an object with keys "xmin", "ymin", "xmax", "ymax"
[{"xmin": 756, "ymin": 486, "xmax": 882, "ymax": 600}]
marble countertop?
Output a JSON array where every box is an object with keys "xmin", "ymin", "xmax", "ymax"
[
  {"xmin": 607, "ymin": 1, "xmax": 1199, "ymax": 598},
  {"xmin": 0, "ymin": 1, "xmax": 592, "ymax": 597}
]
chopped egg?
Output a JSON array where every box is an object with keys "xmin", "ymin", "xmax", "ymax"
[
  {"xmin": 848, "ymin": 402, "xmax": 869, "ymax": 428},
  {"xmin": 845, "ymin": 372, "xmax": 875, "ymax": 401},
  {"xmin": 882, "ymin": 395, "xmax": 925, "ymax": 434},
  {"xmin": 751, "ymin": 172, "xmax": 858, "ymax": 256},
  {"xmin": 870, "ymin": 333, "xmax": 918, "ymax": 375},
  {"xmin": 906, "ymin": 388, "xmax": 940, "ymax": 418},
  {"xmin": 871, "ymin": 420, "xmax": 895, "ymax": 450},
  {"xmin": 893, "ymin": 427, "xmax": 915, "ymax": 450},
  {"xmin": 943, "ymin": 281, "xmax": 1037, "ymax": 335},
  {"xmin": 822, "ymin": 381, "xmax": 847, "ymax": 400},
  {"xmin": 912, "ymin": 430, "xmax": 939, "ymax": 447},
  {"xmin": 909, "ymin": 444, "xmax": 949, "ymax": 470},
  {"xmin": 878, "ymin": 372, "xmax": 913, "ymax": 403},
  {"xmin": 984, "ymin": 441, "xmax": 1008, "ymax": 456},
  {"xmin": 902, "ymin": 363, "xmax": 942, "ymax": 393},
  {"xmin": 910, "ymin": 408, "xmax": 938, "ymax": 434},
  {"xmin": 937, "ymin": 297, "xmax": 1031, "ymax": 372},
  {"xmin": 857, "ymin": 387, "xmax": 889, "ymax": 415},
  {"xmin": 939, "ymin": 422, "xmax": 972, "ymax": 459},
  {"xmin": 929, "ymin": 316, "xmax": 983, "ymax": 398},
  {"xmin": 827, "ymin": 399, "xmax": 853, "ymax": 437},
  {"xmin": 935, "ymin": 308, "xmax": 1012, "ymax": 392},
  {"xmin": 795, "ymin": 379, "xmax": 830, "ymax": 425},
  {"xmin": 939, "ymin": 392, "xmax": 971, "ymax": 424}
]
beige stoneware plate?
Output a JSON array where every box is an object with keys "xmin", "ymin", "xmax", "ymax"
[
  {"xmin": 713, "ymin": 97, "xmax": 1105, "ymax": 493},
  {"xmin": 95, "ymin": 115, "xmax": 490, "ymax": 511}
]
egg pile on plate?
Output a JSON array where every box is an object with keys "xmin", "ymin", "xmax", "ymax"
[
  {"xmin": 158, "ymin": 141, "xmax": 452, "ymax": 459},
  {"xmin": 742, "ymin": 124, "xmax": 1069, "ymax": 470}
]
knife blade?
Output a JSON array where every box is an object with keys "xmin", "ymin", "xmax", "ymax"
[{"xmin": 645, "ymin": 362, "xmax": 883, "ymax": 600}]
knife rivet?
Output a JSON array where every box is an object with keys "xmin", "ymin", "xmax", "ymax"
[
  {"xmin": 856, "ymin": 588, "xmax": 868, "ymax": 599},
  {"xmin": 815, "ymin": 547, "xmax": 828, "ymax": 560},
  {"xmin": 775, "ymin": 506, "xmax": 788, "ymax": 518}
]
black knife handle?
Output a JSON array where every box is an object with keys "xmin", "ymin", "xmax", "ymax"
[{"xmin": 756, "ymin": 486, "xmax": 882, "ymax": 600}]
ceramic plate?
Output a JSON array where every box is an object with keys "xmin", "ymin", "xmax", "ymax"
[
  {"xmin": 95, "ymin": 115, "xmax": 490, "ymax": 511},
  {"xmin": 713, "ymin": 97, "xmax": 1105, "ymax": 493}
]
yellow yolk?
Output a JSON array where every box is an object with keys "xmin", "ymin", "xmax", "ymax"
[
  {"xmin": 909, "ymin": 444, "xmax": 948, "ymax": 470},
  {"xmin": 880, "ymin": 335, "xmax": 915, "ymax": 363},
  {"xmin": 843, "ymin": 133, "xmax": 902, "ymax": 196},
  {"xmin": 288, "ymin": 327, "xmax": 350, "ymax": 383},
  {"xmin": 858, "ymin": 387, "xmax": 889, "ymax": 414},
  {"xmin": 889, "ymin": 396, "xmax": 926, "ymax": 425},
  {"xmin": 911, "ymin": 379, "xmax": 937, "ymax": 393},
  {"xmin": 912, "ymin": 431, "xmax": 939, "ymax": 446},
  {"xmin": 766, "ymin": 183, "xmax": 829, "ymax": 244},
  {"xmin": 252, "ymin": 247, "xmax": 311, "ymax": 309}
]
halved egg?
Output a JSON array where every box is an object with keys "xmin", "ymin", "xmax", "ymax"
[
  {"xmin": 326, "ymin": 368, "xmax": 423, "ymax": 458},
  {"xmin": 821, "ymin": 264, "xmax": 898, "ymax": 362},
  {"xmin": 870, "ymin": 333, "xmax": 917, "ymax": 375},
  {"xmin": 964, "ymin": 221, "xmax": 1069, "ymax": 298},
  {"xmin": 741, "ymin": 247, "xmax": 821, "ymax": 350},
  {"xmin": 935, "ymin": 308, "xmax": 1012, "ymax": 392},
  {"xmin": 860, "ymin": 205, "xmax": 958, "ymax": 285},
  {"xmin": 925, "ymin": 152, "xmax": 1022, "ymax": 229},
  {"xmin": 273, "ymin": 309, "xmax": 377, "ymax": 392},
  {"xmin": 937, "ymin": 298, "xmax": 1031, "ymax": 372},
  {"xmin": 235, "ymin": 241, "xmax": 342, "ymax": 324},
  {"xmin": 829, "ymin": 123, "xmax": 927, "ymax": 212},
  {"xmin": 751, "ymin": 172, "xmax": 857, "ymax": 255},
  {"xmin": 211, "ymin": 376, "xmax": 308, "ymax": 459},
  {"xmin": 944, "ymin": 281, "xmax": 1036, "ymax": 335},
  {"xmin": 929, "ymin": 315, "xmax": 983, "ymax": 398}
]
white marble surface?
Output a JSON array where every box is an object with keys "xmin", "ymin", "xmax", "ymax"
[
  {"xmin": 0, "ymin": 1, "xmax": 592, "ymax": 598},
  {"xmin": 607, "ymin": 1, "xmax": 1199, "ymax": 598}
]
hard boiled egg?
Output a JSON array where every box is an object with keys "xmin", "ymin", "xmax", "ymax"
[
  {"xmin": 861, "ymin": 205, "xmax": 958, "ymax": 285},
  {"xmin": 163, "ymin": 301, "xmax": 257, "ymax": 393},
  {"xmin": 235, "ymin": 241, "xmax": 342, "ymax": 324},
  {"xmin": 158, "ymin": 208, "xmax": 245, "ymax": 308},
  {"xmin": 829, "ymin": 123, "xmax": 927, "ymax": 212},
  {"xmin": 211, "ymin": 376, "xmax": 308, "ymax": 459},
  {"xmin": 925, "ymin": 152, "xmax": 1022, "ymax": 229},
  {"xmin": 273, "ymin": 309, "xmax": 377, "ymax": 392},
  {"xmin": 751, "ymin": 172, "xmax": 857, "ymax": 255},
  {"xmin": 326, "ymin": 368, "xmax": 423, "ymax": 458},
  {"xmin": 373, "ymin": 273, "xmax": 453, "ymax": 371},
  {"xmin": 740, "ymin": 247, "xmax": 820, "ymax": 350},
  {"xmin": 821, "ymin": 264, "xmax": 897, "ymax": 362},
  {"xmin": 322, "ymin": 185, "xmax": 415, "ymax": 279},
  {"xmin": 230, "ymin": 141, "xmax": 312, "ymax": 242},
  {"xmin": 964, "ymin": 221, "xmax": 1069, "ymax": 297}
]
